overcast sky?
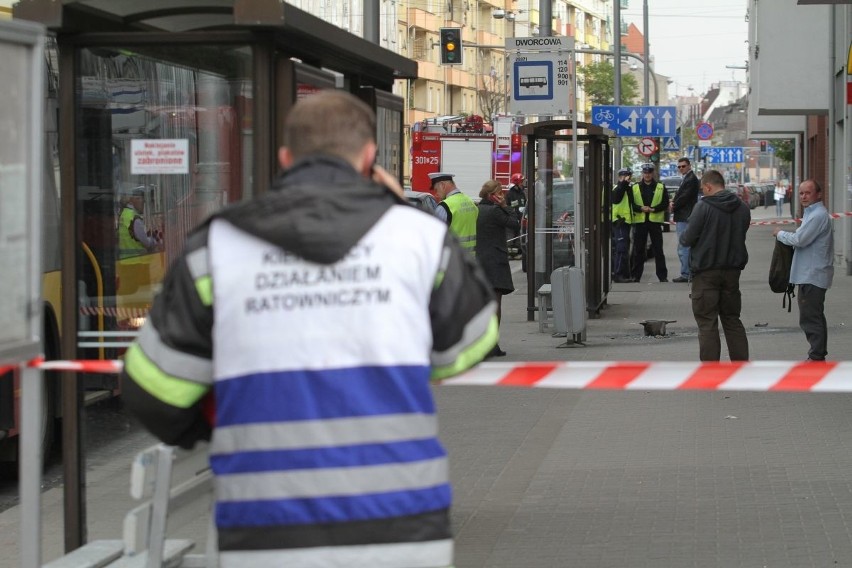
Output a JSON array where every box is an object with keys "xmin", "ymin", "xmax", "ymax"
[{"xmin": 621, "ymin": 0, "xmax": 749, "ymax": 97}]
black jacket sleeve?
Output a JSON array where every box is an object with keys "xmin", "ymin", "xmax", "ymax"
[
  {"xmin": 672, "ymin": 172, "xmax": 700, "ymax": 213},
  {"xmin": 612, "ymin": 180, "xmax": 630, "ymax": 204}
]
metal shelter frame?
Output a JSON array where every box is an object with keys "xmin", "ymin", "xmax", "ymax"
[{"xmin": 519, "ymin": 120, "xmax": 613, "ymax": 322}]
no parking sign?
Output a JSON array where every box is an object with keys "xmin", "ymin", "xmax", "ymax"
[{"xmin": 696, "ymin": 121, "xmax": 714, "ymax": 141}]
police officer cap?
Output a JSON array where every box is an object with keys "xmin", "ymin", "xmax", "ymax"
[
  {"xmin": 641, "ymin": 163, "xmax": 655, "ymax": 173},
  {"xmin": 617, "ymin": 168, "xmax": 632, "ymax": 176},
  {"xmin": 428, "ymin": 172, "xmax": 455, "ymax": 185},
  {"xmin": 118, "ymin": 181, "xmax": 147, "ymax": 197}
]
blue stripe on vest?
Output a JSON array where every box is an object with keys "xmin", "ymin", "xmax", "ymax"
[
  {"xmin": 215, "ymin": 365, "xmax": 433, "ymax": 426},
  {"xmin": 215, "ymin": 484, "xmax": 452, "ymax": 528},
  {"xmin": 210, "ymin": 439, "xmax": 446, "ymax": 474}
]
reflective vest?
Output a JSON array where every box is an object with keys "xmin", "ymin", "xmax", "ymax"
[
  {"xmin": 632, "ymin": 182, "xmax": 665, "ymax": 223},
  {"xmin": 611, "ymin": 185, "xmax": 634, "ymax": 224},
  {"xmin": 118, "ymin": 206, "xmax": 148, "ymax": 260},
  {"xmin": 205, "ymin": 211, "xmax": 454, "ymax": 567},
  {"xmin": 444, "ymin": 191, "xmax": 478, "ymax": 255}
]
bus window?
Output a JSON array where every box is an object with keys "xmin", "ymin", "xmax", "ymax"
[{"xmin": 75, "ymin": 44, "xmax": 253, "ymax": 350}]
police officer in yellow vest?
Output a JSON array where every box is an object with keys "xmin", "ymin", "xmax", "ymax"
[
  {"xmin": 117, "ymin": 182, "xmax": 160, "ymax": 260},
  {"xmin": 611, "ymin": 167, "xmax": 635, "ymax": 283},
  {"xmin": 630, "ymin": 163, "xmax": 670, "ymax": 282},
  {"xmin": 431, "ymin": 171, "xmax": 478, "ymax": 256}
]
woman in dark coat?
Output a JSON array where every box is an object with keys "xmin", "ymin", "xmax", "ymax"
[{"xmin": 476, "ymin": 179, "xmax": 519, "ymax": 357}]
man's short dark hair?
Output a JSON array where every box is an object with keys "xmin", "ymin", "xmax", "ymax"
[
  {"xmin": 678, "ymin": 157, "xmax": 691, "ymax": 166},
  {"xmin": 700, "ymin": 169, "xmax": 725, "ymax": 189},
  {"xmin": 283, "ymin": 90, "xmax": 376, "ymax": 162}
]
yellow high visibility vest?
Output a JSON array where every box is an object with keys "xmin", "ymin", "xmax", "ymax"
[
  {"xmin": 443, "ymin": 192, "xmax": 478, "ymax": 256},
  {"xmin": 631, "ymin": 182, "xmax": 665, "ymax": 223}
]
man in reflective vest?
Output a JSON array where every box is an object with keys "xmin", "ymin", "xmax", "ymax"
[
  {"xmin": 630, "ymin": 163, "xmax": 670, "ymax": 282},
  {"xmin": 121, "ymin": 91, "xmax": 498, "ymax": 568},
  {"xmin": 432, "ymin": 171, "xmax": 478, "ymax": 256},
  {"xmin": 117, "ymin": 183, "xmax": 160, "ymax": 260},
  {"xmin": 611, "ymin": 167, "xmax": 634, "ymax": 283}
]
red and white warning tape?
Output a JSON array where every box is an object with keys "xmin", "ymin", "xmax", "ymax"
[
  {"xmin": 752, "ymin": 211, "xmax": 852, "ymax": 226},
  {"xmin": 0, "ymin": 358, "xmax": 123, "ymax": 376},
  {"xmin": 3, "ymin": 359, "xmax": 852, "ymax": 393},
  {"xmin": 79, "ymin": 306, "xmax": 150, "ymax": 318},
  {"xmin": 443, "ymin": 361, "xmax": 852, "ymax": 392},
  {"xmin": 506, "ymin": 211, "xmax": 852, "ymax": 238}
]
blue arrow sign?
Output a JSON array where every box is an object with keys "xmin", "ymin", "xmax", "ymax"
[
  {"xmin": 699, "ymin": 147, "xmax": 745, "ymax": 163},
  {"xmin": 591, "ymin": 105, "xmax": 677, "ymax": 137}
]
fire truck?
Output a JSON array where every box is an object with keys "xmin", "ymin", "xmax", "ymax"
[{"xmin": 410, "ymin": 115, "xmax": 523, "ymax": 199}]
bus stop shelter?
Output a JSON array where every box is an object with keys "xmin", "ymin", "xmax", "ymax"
[
  {"xmin": 13, "ymin": 0, "xmax": 417, "ymax": 554},
  {"xmin": 519, "ymin": 120, "xmax": 613, "ymax": 325}
]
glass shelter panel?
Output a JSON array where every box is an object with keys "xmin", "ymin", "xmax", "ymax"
[
  {"xmin": 75, "ymin": 44, "xmax": 253, "ymax": 354},
  {"xmin": 532, "ymin": 139, "xmax": 579, "ymax": 284}
]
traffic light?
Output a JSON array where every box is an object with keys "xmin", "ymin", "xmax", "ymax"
[
  {"xmin": 649, "ymin": 137, "xmax": 661, "ymax": 165},
  {"xmin": 759, "ymin": 140, "xmax": 767, "ymax": 152},
  {"xmin": 439, "ymin": 27, "xmax": 463, "ymax": 65}
]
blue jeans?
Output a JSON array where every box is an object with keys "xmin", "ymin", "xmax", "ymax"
[{"xmin": 676, "ymin": 221, "xmax": 690, "ymax": 279}]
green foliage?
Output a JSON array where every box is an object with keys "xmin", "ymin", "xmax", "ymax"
[
  {"xmin": 773, "ymin": 139, "xmax": 794, "ymax": 164},
  {"xmin": 577, "ymin": 61, "xmax": 640, "ymax": 106}
]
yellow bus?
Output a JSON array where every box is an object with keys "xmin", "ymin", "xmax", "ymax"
[{"xmin": 0, "ymin": 35, "xmax": 250, "ymax": 469}]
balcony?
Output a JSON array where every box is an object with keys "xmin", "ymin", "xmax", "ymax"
[
  {"xmin": 528, "ymin": 9, "xmax": 539, "ymax": 26},
  {"xmin": 409, "ymin": 8, "xmax": 439, "ymax": 31},
  {"xmin": 462, "ymin": 25, "xmax": 476, "ymax": 44},
  {"xmin": 477, "ymin": 30, "xmax": 502, "ymax": 47},
  {"xmin": 408, "ymin": 108, "xmax": 436, "ymax": 126},
  {"xmin": 412, "ymin": 36, "xmax": 430, "ymax": 60},
  {"xmin": 417, "ymin": 59, "xmax": 443, "ymax": 82},
  {"xmin": 448, "ymin": 67, "xmax": 474, "ymax": 89}
]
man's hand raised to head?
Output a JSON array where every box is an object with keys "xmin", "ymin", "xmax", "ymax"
[{"xmin": 371, "ymin": 164, "xmax": 405, "ymax": 198}]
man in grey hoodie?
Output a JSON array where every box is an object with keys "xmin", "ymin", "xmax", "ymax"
[{"xmin": 679, "ymin": 169, "xmax": 751, "ymax": 361}]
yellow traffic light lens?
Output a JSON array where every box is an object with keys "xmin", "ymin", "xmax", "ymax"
[{"xmin": 446, "ymin": 42, "xmax": 455, "ymax": 51}]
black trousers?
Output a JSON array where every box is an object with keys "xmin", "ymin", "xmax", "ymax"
[
  {"xmin": 798, "ymin": 284, "xmax": 828, "ymax": 360},
  {"xmin": 690, "ymin": 269, "xmax": 749, "ymax": 361},
  {"xmin": 611, "ymin": 221, "xmax": 631, "ymax": 279},
  {"xmin": 631, "ymin": 222, "xmax": 667, "ymax": 282}
]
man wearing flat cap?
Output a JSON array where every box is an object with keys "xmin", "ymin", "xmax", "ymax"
[{"xmin": 431, "ymin": 171, "xmax": 478, "ymax": 256}]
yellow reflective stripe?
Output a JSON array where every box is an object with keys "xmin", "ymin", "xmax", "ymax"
[
  {"xmin": 434, "ymin": 245, "xmax": 451, "ymax": 290},
  {"xmin": 195, "ymin": 275, "xmax": 213, "ymax": 306},
  {"xmin": 434, "ymin": 268, "xmax": 445, "ymax": 290},
  {"xmin": 124, "ymin": 344, "xmax": 209, "ymax": 409},
  {"xmin": 430, "ymin": 315, "xmax": 499, "ymax": 381}
]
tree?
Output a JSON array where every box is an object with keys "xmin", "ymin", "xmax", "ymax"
[
  {"xmin": 478, "ymin": 68, "xmax": 505, "ymax": 120},
  {"xmin": 577, "ymin": 61, "xmax": 639, "ymax": 106},
  {"xmin": 773, "ymin": 139, "xmax": 793, "ymax": 164}
]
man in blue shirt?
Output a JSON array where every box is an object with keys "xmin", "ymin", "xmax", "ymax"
[{"xmin": 773, "ymin": 179, "xmax": 834, "ymax": 361}]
